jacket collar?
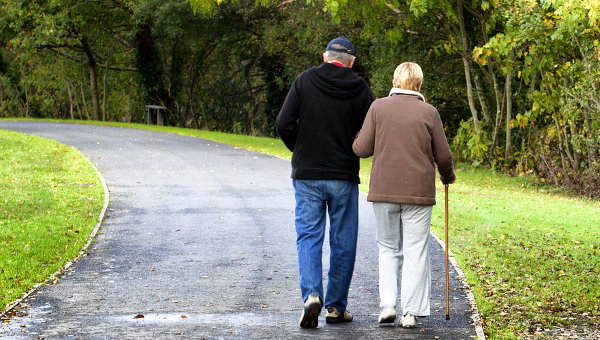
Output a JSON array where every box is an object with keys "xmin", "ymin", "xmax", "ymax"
[{"xmin": 388, "ymin": 88, "xmax": 426, "ymax": 102}]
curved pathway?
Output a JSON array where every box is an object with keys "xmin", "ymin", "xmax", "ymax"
[{"xmin": 1, "ymin": 122, "xmax": 479, "ymax": 339}]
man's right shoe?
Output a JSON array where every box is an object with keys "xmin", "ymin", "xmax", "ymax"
[
  {"xmin": 378, "ymin": 306, "xmax": 396, "ymax": 323},
  {"xmin": 299, "ymin": 292, "xmax": 322, "ymax": 328},
  {"xmin": 325, "ymin": 306, "xmax": 353, "ymax": 323}
]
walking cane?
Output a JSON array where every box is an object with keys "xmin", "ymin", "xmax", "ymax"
[{"xmin": 444, "ymin": 183, "xmax": 450, "ymax": 320}]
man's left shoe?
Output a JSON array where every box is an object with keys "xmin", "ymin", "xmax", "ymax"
[
  {"xmin": 299, "ymin": 291, "xmax": 322, "ymax": 328},
  {"xmin": 325, "ymin": 306, "xmax": 353, "ymax": 323}
]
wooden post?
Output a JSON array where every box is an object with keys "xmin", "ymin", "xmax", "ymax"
[{"xmin": 445, "ymin": 184, "xmax": 450, "ymax": 320}]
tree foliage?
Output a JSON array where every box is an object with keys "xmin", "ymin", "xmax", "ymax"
[
  {"xmin": 2, "ymin": 1, "xmax": 600, "ymax": 336},
  {"xmin": 2, "ymin": 0, "xmax": 600, "ymax": 198},
  {"xmin": 472, "ymin": 0, "xmax": 600, "ymax": 196}
]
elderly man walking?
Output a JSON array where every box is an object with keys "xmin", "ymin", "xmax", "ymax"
[{"xmin": 276, "ymin": 37, "xmax": 374, "ymax": 328}]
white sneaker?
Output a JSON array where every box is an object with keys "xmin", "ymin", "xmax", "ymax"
[
  {"xmin": 400, "ymin": 313, "xmax": 416, "ymax": 328},
  {"xmin": 378, "ymin": 306, "xmax": 396, "ymax": 323}
]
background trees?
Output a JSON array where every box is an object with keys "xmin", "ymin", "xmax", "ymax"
[
  {"xmin": 472, "ymin": 0, "xmax": 600, "ymax": 195},
  {"xmin": 1, "ymin": 0, "xmax": 599, "ymax": 196},
  {"xmin": 1, "ymin": 0, "xmax": 135, "ymax": 120}
]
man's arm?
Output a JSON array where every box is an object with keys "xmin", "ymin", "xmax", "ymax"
[
  {"xmin": 275, "ymin": 81, "xmax": 300, "ymax": 152},
  {"xmin": 352, "ymin": 103, "xmax": 376, "ymax": 158}
]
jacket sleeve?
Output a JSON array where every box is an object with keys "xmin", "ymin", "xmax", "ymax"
[
  {"xmin": 275, "ymin": 80, "xmax": 300, "ymax": 152},
  {"xmin": 431, "ymin": 110, "xmax": 456, "ymax": 184},
  {"xmin": 352, "ymin": 102, "xmax": 376, "ymax": 158},
  {"xmin": 360, "ymin": 89, "xmax": 375, "ymax": 125}
]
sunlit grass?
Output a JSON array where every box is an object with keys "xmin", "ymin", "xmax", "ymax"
[
  {"xmin": 0, "ymin": 130, "xmax": 103, "ymax": 311},
  {"xmin": 430, "ymin": 167, "xmax": 599, "ymax": 339},
  {"xmin": 2, "ymin": 118, "xmax": 599, "ymax": 339}
]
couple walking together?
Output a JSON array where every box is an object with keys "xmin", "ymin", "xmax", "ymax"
[{"xmin": 275, "ymin": 37, "xmax": 456, "ymax": 329}]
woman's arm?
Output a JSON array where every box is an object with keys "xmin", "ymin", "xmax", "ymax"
[{"xmin": 431, "ymin": 109, "xmax": 456, "ymax": 184}]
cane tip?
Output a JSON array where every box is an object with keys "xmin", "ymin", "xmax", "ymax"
[{"xmin": 445, "ymin": 314, "xmax": 450, "ymax": 320}]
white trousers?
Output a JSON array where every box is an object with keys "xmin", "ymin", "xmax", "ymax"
[{"xmin": 373, "ymin": 202, "xmax": 432, "ymax": 317}]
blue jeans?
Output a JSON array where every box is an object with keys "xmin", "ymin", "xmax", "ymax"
[{"xmin": 293, "ymin": 179, "xmax": 359, "ymax": 312}]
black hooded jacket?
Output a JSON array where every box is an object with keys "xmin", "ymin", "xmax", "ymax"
[{"xmin": 276, "ymin": 62, "xmax": 374, "ymax": 183}]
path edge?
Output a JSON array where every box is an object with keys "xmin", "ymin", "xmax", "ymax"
[
  {"xmin": 430, "ymin": 230, "xmax": 486, "ymax": 340},
  {"xmin": 1, "ymin": 151, "xmax": 110, "ymax": 319}
]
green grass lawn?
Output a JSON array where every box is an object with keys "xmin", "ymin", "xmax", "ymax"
[
  {"xmin": 0, "ymin": 129, "xmax": 104, "ymax": 311},
  {"xmin": 431, "ymin": 168, "xmax": 599, "ymax": 339},
  {"xmin": 1, "ymin": 119, "xmax": 599, "ymax": 339}
]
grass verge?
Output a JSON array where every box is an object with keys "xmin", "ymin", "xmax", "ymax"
[
  {"xmin": 0, "ymin": 129, "xmax": 104, "ymax": 312},
  {"xmin": 2, "ymin": 119, "xmax": 599, "ymax": 338},
  {"xmin": 430, "ymin": 167, "xmax": 599, "ymax": 339}
]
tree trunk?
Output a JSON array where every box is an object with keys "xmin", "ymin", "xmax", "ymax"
[
  {"xmin": 69, "ymin": 81, "xmax": 83, "ymax": 120},
  {"xmin": 528, "ymin": 72, "xmax": 537, "ymax": 105},
  {"xmin": 135, "ymin": 23, "xmax": 168, "ymax": 120},
  {"xmin": 80, "ymin": 77, "xmax": 90, "ymax": 120},
  {"xmin": 103, "ymin": 53, "xmax": 110, "ymax": 122},
  {"xmin": 552, "ymin": 112, "xmax": 568, "ymax": 172},
  {"xmin": 562, "ymin": 122, "xmax": 575, "ymax": 170},
  {"xmin": 491, "ymin": 86, "xmax": 505, "ymax": 160},
  {"xmin": 457, "ymin": 0, "xmax": 480, "ymax": 135},
  {"xmin": 573, "ymin": 34, "xmax": 600, "ymax": 113},
  {"xmin": 482, "ymin": 20, "xmax": 503, "ymax": 126},
  {"xmin": 561, "ymin": 77, "xmax": 575, "ymax": 169},
  {"xmin": 573, "ymin": 34, "xmax": 600, "ymax": 169},
  {"xmin": 66, "ymin": 80, "xmax": 74, "ymax": 120},
  {"xmin": 568, "ymin": 122, "xmax": 581, "ymax": 171},
  {"xmin": 81, "ymin": 36, "xmax": 100, "ymax": 121},
  {"xmin": 485, "ymin": 57, "xmax": 504, "ymax": 166},
  {"xmin": 504, "ymin": 51, "xmax": 514, "ymax": 167},
  {"xmin": 24, "ymin": 87, "xmax": 29, "ymax": 117},
  {"xmin": 473, "ymin": 71, "xmax": 490, "ymax": 123},
  {"xmin": 583, "ymin": 108, "xmax": 597, "ymax": 168}
]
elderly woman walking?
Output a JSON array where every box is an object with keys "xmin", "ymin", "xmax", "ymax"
[{"xmin": 352, "ymin": 62, "xmax": 455, "ymax": 328}]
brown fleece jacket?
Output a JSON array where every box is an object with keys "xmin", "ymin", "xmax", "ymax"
[{"xmin": 352, "ymin": 93, "xmax": 455, "ymax": 205}]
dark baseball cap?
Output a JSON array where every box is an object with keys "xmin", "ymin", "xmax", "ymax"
[{"xmin": 326, "ymin": 36, "xmax": 355, "ymax": 55}]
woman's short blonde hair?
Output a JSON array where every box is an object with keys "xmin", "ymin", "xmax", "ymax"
[{"xmin": 393, "ymin": 62, "xmax": 423, "ymax": 91}]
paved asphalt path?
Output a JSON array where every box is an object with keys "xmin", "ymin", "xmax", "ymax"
[{"xmin": 1, "ymin": 122, "xmax": 477, "ymax": 339}]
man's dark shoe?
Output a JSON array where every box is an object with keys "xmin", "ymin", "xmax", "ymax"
[
  {"xmin": 299, "ymin": 292, "xmax": 322, "ymax": 328},
  {"xmin": 325, "ymin": 306, "xmax": 353, "ymax": 323}
]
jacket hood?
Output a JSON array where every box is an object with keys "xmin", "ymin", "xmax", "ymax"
[{"xmin": 305, "ymin": 63, "xmax": 367, "ymax": 99}]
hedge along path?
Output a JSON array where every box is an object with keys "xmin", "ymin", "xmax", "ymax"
[{"xmin": 0, "ymin": 130, "xmax": 108, "ymax": 317}]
